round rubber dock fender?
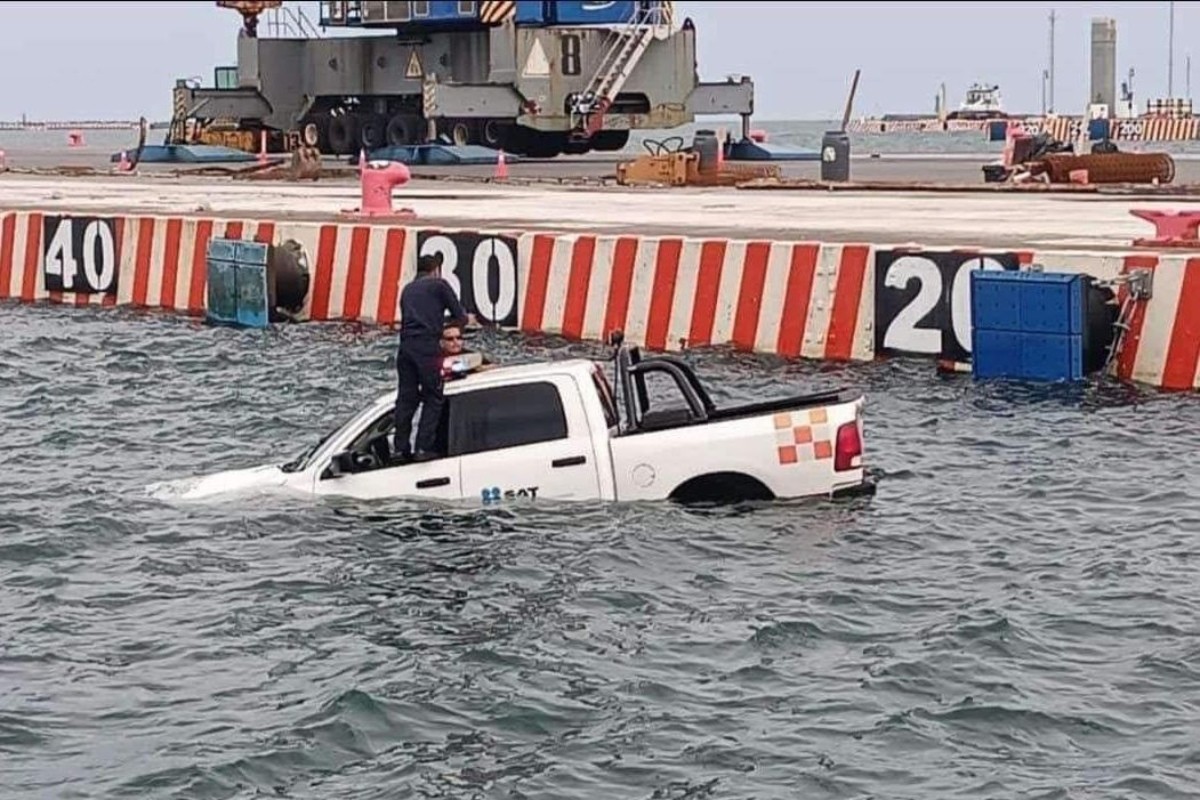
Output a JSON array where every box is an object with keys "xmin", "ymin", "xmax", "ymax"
[{"xmin": 269, "ymin": 240, "xmax": 311, "ymax": 319}]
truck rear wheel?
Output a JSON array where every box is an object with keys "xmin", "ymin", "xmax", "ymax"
[{"xmin": 670, "ymin": 472, "xmax": 774, "ymax": 504}]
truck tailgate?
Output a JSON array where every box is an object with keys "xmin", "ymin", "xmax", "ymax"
[{"xmin": 608, "ymin": 396, "xmax": 866, "ymax": 502}]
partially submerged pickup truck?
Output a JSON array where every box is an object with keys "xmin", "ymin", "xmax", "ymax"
[{"xmin": 174, "ymin": 339, "xmax": 873, "ymax": 504}]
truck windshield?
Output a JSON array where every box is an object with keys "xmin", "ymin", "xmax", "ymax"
[{"xmin": 280, "ymin": 405, "xmax": 371, "ymax": 473}]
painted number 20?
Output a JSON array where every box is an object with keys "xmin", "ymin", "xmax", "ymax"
[
  {"xmin": 44, "ymin": 218, "xmax": 117, "ymax": 293},
  {"xmin": 882, "ymin": 255, "xmax": 1008, "ymax": 355}
]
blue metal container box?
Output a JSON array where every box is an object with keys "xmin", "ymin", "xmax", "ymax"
[
  {"xmin": 514, "ymin": 0, "xmax": 547, "ymax": 24},
  {"xmin": 970, "ymin": 270, "xmax": 1090, "ymax": 382}
]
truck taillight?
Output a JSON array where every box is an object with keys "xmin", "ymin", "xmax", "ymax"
[{"xmin": 834, "ymin": 421, "xmax": 862, "ymax": 471}]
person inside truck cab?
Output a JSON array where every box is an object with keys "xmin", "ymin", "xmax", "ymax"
[{"xmin": 440, "ymin": 321, "xmax": 494, "ymax": 380}]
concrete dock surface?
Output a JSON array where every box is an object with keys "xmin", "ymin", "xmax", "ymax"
[
  {"xmin": 2, "ymin": 168, "xmax": 1192, "ymax": 251},
  {"xmin": 8, "ymin": 146, "xmax": 1200, "ymax": 182}
]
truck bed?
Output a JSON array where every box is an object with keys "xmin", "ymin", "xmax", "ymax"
[{"xmin": 629, "ymin": 388, "xmax": 858, "ymax": 434}]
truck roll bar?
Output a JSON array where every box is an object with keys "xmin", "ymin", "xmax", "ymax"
[{"xmin": 611, "ymin": 334, "xmax": 715, "ymax": 432}]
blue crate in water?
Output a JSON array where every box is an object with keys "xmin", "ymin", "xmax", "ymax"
[{"xmin": 971, "ymin": 270, "xmax": 1090, "ymax": 382}]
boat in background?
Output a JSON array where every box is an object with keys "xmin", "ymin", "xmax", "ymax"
[
  {"xmin": 850, "ymin": 82, "xmax": 1011, "ymax": 134},
  {"xmin": 849, "ymin": 79, "xmax": 1200, "ymax": 143},
  {"xmin": 945, "ymin": 83, "xmax": 1010, "ymax": 121}
]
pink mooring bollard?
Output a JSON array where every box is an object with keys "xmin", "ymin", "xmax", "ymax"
[{"xmin": 342, "ymin": 159, "xmax": 416, "ymax": 219}]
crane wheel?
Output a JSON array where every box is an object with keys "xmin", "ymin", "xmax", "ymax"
[
  {"xmin": 327, "ymin": 114, "xmax": 359, "ymax": 155},
  {"xmin": 302, "ymin": 122, "xmax": 320, "ymax": 148}
]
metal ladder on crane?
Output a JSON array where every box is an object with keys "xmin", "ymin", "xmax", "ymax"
[
  {"xmin": 569, "ymin": 3, "xmax": 667, "ymax": 140},
  {"xmin": 264, "ymin": 2, "xmax": 323, "ymax": 37}
]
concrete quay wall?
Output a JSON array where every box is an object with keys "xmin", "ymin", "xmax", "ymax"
[{"xmin": 1, "ymin": 208, "xmax": 1197, "ymax": 392}]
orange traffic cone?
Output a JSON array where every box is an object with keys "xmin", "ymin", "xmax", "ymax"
[{"xmin": 494, "ymin": 149, "xmax": 508, "ymax": 180}]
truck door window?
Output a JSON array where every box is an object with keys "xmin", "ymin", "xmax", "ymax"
[
  {"xmin": 591, "ymin": 368, "xmax": 619, "ymax": 429},
  {"xmin": 449, "ymin": 382, "xmax": 568, "ymax": 457}
]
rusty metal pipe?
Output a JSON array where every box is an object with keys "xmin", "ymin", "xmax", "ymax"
[{"xmin": 1039, "ymin": 152, "xmax": 1175, "ymax": 184}]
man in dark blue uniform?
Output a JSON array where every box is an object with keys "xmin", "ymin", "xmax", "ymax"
[{"xmin": 392, "ymin": 252, "xmax": 471, "ymax": 462}]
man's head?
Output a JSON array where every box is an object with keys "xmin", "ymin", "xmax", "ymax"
[
  {"xmin": 416, "ymin": 251, "xmax": 443, "ymax": 277},
  {"xmin": 440, "ymin": 322, "xmax": 465, "ymax": 356}
]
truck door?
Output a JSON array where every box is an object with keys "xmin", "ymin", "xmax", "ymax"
[
  {"xmin": 312, "ymin": 406, "xmax": 463, "ymax": 502},
  {"xmin": 451, "ymin": 378, "xmax": 603, "ymax": 503}
]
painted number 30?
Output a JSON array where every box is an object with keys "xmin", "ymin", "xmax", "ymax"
[
  {"xmin": 882, "ymin": 255, "xmax": 1008, "ymax": 355},
  {"xmin": 419, "ymin": 235, "xmax": 517, "ymax": 325},
  {"xmin": 44, "ymin": 218, "xmax": 117, "ymax": 294}
]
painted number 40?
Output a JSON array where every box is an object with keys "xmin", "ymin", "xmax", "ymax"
[{"xmin": 43, "ymin": 217, "xmax": 118, "ymax": 294}]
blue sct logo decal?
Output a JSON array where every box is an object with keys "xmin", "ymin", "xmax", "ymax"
[
  {"xmin": 480, "ymin": 486, "xmax": 540, "ymax": 504},
  {"xmin": 582, "ymin": 2, "xmax": 617, "ymax": 9}
]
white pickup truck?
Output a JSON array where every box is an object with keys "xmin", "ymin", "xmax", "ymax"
[{"xmin": 172, "ymin": 340, "xmax": 874, "ymax": 505}]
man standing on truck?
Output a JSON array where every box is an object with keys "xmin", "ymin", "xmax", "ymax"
[{"xmin": 393, "ymin": 252, "xmax": 473, "ymax": 462}]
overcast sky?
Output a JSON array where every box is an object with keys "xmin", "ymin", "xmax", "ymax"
[{"xmin": 0, "ymin": 1, "xmax": 1191, "ymax": 121}]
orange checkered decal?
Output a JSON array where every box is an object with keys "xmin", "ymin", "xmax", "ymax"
[{"xmin": 774, "ymin": 408, "xmax": 833, "ymax": 466}]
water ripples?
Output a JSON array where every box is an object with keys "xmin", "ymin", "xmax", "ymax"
[{"xmin": 2, "ymin": 301, "xmax": 1199, "ymax": 799}]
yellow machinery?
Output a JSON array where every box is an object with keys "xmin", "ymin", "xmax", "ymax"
[
  {"xmin": 616, "ymin": 136, "xmax": 781, "ymax": 187},
  {"xmin": 164, "ymin": 2, "xmax": 303, "ymax": 155}
]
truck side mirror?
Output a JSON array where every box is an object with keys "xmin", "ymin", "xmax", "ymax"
[{"xmin": 324, "ymin": 450, "xmax": 356, "ymax": 478}]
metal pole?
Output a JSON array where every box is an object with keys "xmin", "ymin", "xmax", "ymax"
[
  {"xmin": 1050, "ymin": 10, "xmax": 1057, "ymax": 112},
  {"xmin": 839, "ymin": 68, "xmax": 861, "ymax": 132},
  {"xmin": 1041, "ymin": 70, "xmax": 1047, "ymax": 116},
  {"xmin": 1169, "ymin": 1, "xmax": 1175, "ymax": 97}
]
